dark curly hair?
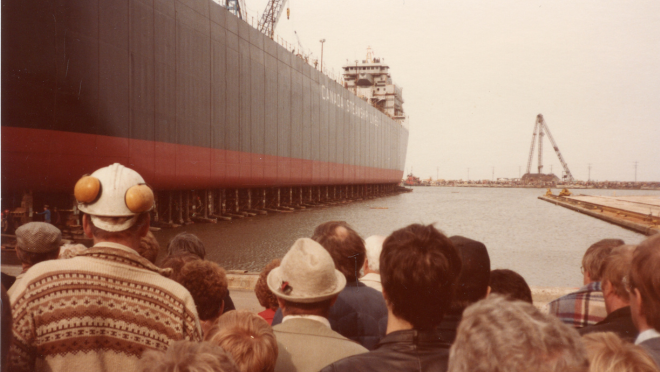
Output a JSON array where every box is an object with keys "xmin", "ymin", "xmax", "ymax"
[
  {"xmin": 178, "ymin": 260, "xmax": 228, "ymax": 321},
  {"xmin": 254, "ymin": 259, "xmax": 281, "ymax": 311},
  {"xmin": 381, "ymin": 223, "xmax": 462, "ymax": 329},
  {"xmin": 159, "ymin": 254, "xmax": 200, "ymax": 282}
]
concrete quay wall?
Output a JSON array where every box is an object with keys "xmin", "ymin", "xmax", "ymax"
[{"xmin": 225, "ymin": 270, "xmax": 575, "ymax": 311}]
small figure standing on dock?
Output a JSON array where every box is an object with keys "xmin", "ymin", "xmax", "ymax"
[{"xmin": 35, "ymin": 205, "xmax": 51, "ymax": 224}]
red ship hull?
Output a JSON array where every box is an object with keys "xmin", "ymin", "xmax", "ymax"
[{"xmin": 3, "ymin": 126, "xmax": 404, "ymax": 193}]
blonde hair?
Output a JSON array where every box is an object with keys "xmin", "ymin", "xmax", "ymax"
[
  {"xmin": 140, "ymin": 340, "xmax": 238, "ymax": 372},
  {"xmin": 583, "ymin": 332, "xmax": 660, "ymax": 372},
  {"xmin": 205, "ymin": 310, "xmax": 278, "ymax": 372},
  {"xmin": 601, "ymin": 245, "xmax": 636, "ymax": 300}
]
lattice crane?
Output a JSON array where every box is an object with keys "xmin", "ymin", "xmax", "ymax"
[
  {"xmin": 525, "ymin": 114, "xmax": 574, "ymax": 182},
  {"xmin": 258, "ymin": 0, "xmax": 289, "ymax": 39},
  {"xmin": 225, "ymin": 0, "xmax": 246, "ymax": 20}
]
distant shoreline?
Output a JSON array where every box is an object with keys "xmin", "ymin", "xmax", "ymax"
[{"xmin": 403, "ymin": 185, "xmax": 660, "ymax": 191}]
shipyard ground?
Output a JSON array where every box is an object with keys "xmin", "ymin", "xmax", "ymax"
[{"xmin": 538, "ymin": 195, "xmax": 660, "ymax": 236}]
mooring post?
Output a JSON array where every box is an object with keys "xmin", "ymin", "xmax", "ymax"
[
  {"xmin": 262, "ymin": 189, "xmax": 266, "ymax": 209},
  {"xmin": 289, "ymin": 187, "xmax": 292, "ymax": 205},
  {"xmin": 277, "ymin": 188, "xmax": 281, "ymax": 208},
  {"xmin": 208, "ymin": 189, "xmax": 214, "ymax": 216},
  {"xmin": 204, "ymin": 190, "xmax": 209, "ymax": 218},
  {"xmin": 185, "ymin": 191, "xmax": 191, "ymax": 223},
  {"xmin": 168, "ymin": 191, "xmax": 173, "ymax": 224},
  {"xmin": 235, "ymin": 189, "xmax": 239, "ymax": 213},
  {"xmin": 216, "ymin": 189, "xmax": 221, "ymax": 215},
  {"xmin": 222, "ymin": 189, "xmax": 227, "ymax": 214},
  {"xmin": 248, "ymin": 189, "xmax": 252, "ymax": 210}
]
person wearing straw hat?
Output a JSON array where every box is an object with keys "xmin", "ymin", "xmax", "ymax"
[
  {"xmin": 8, "ymin": 164, "xmax": 202, "ymax": 372},
  {"xmin": 269, "ymin": 238, "xmax": 367, "ymax": 372},
  {"xmin": 6, "ymin": 222, "xmax": 62, "ymax": 298}
]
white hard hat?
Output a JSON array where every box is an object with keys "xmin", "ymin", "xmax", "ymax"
[{"xmin": 74, "ymin": 163, "xmax": 154, "ymax": 232}]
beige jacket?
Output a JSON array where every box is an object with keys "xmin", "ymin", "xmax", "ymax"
[{"xmin": 274, "ymin": 318, "xmax": 367, "ymax": 372}]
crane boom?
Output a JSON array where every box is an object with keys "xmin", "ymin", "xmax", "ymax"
[
  {"xmin": 525, "ymin": 121, "xmax": 538, "ymax": 174},
  {"xmin": 258, "ymin": 0, "xmax": 289, "ymax": 38},
  {"xmin": 537, "ymin": 116, "xmax": 544, "ymax": 174},
  {"xmin": 538, "ymin": 115, "xmax": 574, "ymax": 181}
]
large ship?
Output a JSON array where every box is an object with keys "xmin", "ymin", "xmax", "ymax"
[{"xmin": 1, "ymin": 0, "xmax": 409, "ymax": 222}]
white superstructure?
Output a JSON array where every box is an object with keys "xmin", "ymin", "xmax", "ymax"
[{"xmin": 342, "ymin": 48, "xmax": 405, "ymax": 125}]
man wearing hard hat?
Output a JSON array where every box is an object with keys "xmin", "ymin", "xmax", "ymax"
[{"xmin": 8, "ymin": 164, "xmax": 202, "ymax": 372}]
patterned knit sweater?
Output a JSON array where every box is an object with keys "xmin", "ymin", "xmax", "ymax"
[{"xmin": 8, "ymin": 242, "xmax": 202, "ymax": 372}]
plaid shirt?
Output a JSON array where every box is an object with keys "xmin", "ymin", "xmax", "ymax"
[{"xmin": 548, "ymin": 281, "xmax": 607, "ymax": 328}]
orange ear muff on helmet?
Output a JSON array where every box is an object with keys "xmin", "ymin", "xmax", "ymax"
[
  {"xmin": 74, "ymin": 176, "xmax": 102, "ymax": 203},
  {"xmin": 125, "ymin": 184, "xmax": 155, "ymax": 213},
  {"xmin": 74, "ymin": 175, "xmax": 154, "ymax": 213}
]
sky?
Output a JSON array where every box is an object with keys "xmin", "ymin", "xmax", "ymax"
[{"xmin": 244, "ymin": 0, "xmax": 660, "ymax": 182}]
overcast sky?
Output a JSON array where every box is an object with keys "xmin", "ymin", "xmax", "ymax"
[{"xmin": 245, "ymin": 0, "xmax": 660, "ymax": 182}]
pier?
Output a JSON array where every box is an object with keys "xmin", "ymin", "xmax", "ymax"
[{"xmin": 539, "ymin": 194, "xmax": 660, "ymax": 236}]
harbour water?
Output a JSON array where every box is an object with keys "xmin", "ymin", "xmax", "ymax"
[{"xmin": 153, "ymin": 187, "xmax": 660, "ymax": 288}]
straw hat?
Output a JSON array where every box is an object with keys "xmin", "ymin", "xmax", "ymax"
[
  {"xmin": 15, "ymin": 222, "xmax": 62, "ymax": 253},
  {"xmin": 267, "ymin": 238, "xmax": 346, "ymax": 303}
]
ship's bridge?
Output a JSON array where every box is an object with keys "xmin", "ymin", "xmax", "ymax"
[{"xmin": 342, "ymin": 48, "xmax": 405, "ymax": 123}]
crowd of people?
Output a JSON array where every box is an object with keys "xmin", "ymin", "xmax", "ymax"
[{"xmin": 1, "ymin": 163, "xmax": 660, "ymax": 372}]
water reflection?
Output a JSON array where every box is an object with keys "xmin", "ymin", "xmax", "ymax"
[{"xmin": 154, "ymin": 187, "xmax": 658, "ymax": 287}]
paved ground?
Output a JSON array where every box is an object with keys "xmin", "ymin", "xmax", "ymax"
[
  {"xmin": 229, "ymin": 289, "xmax": 263, "ymax": 313},
  {"xmin": 567, "ymin": 195, "xmax": 660, "ymax": 216}
]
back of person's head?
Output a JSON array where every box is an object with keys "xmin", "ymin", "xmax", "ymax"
[
  {"xmin": 177, "ymin": 260, "xmax": 228, "ymax": 321},
  {"xmin": 582, "ymin": 332, "xmax": 660, "ymax": 372},
  {"xmin": 381, "ymin": 224, "xmax": 461, "ymax": 329},
  {"xmin": 160, "ymin": 253, "xmax": 200, "ymax": 282},
  {"xmin": 449, "ymin": 295, "xmax": 588, "ymax": 372},
  {"xmin": 86, "ymin": 213, "xmax": 150, "ymax": 242},
  {"xmin": 489, "ymin": 269, "xmax": 533, "ymax": 304},
  {"xmin": 1, "ymin": 285, "xmax": 12, "ymax": 372},
  {"xmin": 168, "ymin": 232, "xmax": 206, "ymax": 260},
  {"xmin": 601, "ymin": 245, "xmax": 636, "ymax": 302},
  {"xmin": 583, "ymin": 239, "xmax": 625, "ymax": 281},
  {"xmin": 364, "ymin": 235, "xmax": 386, "ymax": 272},
  {"xmin": 205, "ymin": 310, "xmax": 278, "ymax": 372},
  {"xmin": 139, "ymin": 231, "xmax": 160, "ymax": 263},
  {"xmin": 311, "ymin": 221, "xmax": 365, "ymax": 282},
  {"xmin": 254, "ymin": 259, "xmax": 281, "ymax": 311},
  {"xmin": 448, "ymin": 235, "xmax": 490, "ymax": 313},
  {"xmin": 629, "ymin": 234, "xmax": 660, "ymax": 332},
  {"xmin": 15, "ymin": 222, "xmax": 62, "ymax": 266},
  {"xmin": 140, "ymin": 340, "xmax": 238, "ymax": 372}
]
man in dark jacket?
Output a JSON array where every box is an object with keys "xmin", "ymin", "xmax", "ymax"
[
  {"xmin": 579, "ymin": 245, "xmax": 638, "ymax": 342},
  {"xmin": 272, "ymin": 221, "xmax": 387, "ymax": 350},
  {"xmin": 437, "ymin": 236, "xmax": 490, "ymax": 343},
  {"xmin": 320, "ymin": 223, "xmax": 462, "ymax": 372}
]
